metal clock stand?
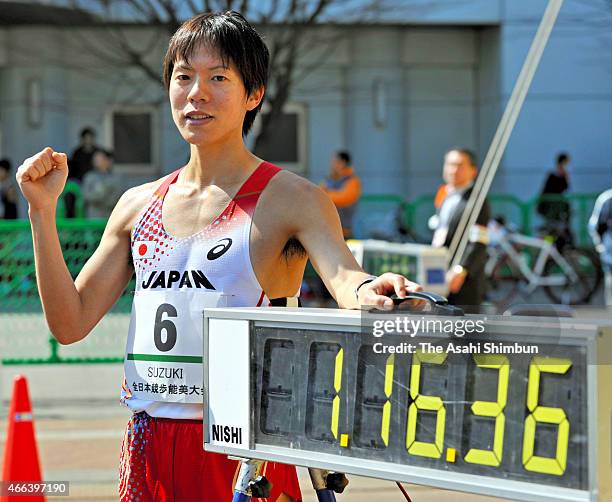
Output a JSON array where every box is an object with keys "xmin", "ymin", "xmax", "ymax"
[{"xmin": 232, "ymin": 460, "xmax": 347, "ymax": 501}]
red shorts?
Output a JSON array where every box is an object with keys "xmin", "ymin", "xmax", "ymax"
[{"xmin": 119, "ymin": 412, "xmax": 302, "ymax": 501}]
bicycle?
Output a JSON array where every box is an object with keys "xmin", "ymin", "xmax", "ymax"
[{"xmin": 485, "ymin": 217, "xmax": 602, "ymax": 307}]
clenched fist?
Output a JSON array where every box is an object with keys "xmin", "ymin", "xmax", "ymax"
[{"xmin": 16, "ymin": 147, "xmax": 69, "ymax": 211}]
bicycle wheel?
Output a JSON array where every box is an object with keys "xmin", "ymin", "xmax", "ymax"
[
  {"xmin": 486, "ymin": 255, "xmax": 521, "ymax": 308},
  {"xmin": 543, "ymin": 248, "xmax": 603, "ymax": 304}
]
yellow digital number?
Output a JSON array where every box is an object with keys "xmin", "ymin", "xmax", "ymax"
[
  {"xmin": 522, "ymin": 356, "xmax": 571, "ymax": 476},
  {"xmin": 381, "ymin": 354, "xmax": 394, "ymax": 447},
  {"xmin": 406, "ymin": 349, "xmax": 447, "ymax": 458},
  {"xmin": 464, "ymin": 354, "xmax": 509, "ymax": 467},
  {"xmin": 331, "ymin": 347, "xmax": 344, "ymax": 439}
]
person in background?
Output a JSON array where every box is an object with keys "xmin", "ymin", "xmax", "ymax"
[
  {"xmin": 540, "ymin": 152, "xmax": 571, "ymax": 196},
  {"xmin": 65, "ymin": 127, "xmax": 101, "ymax": 217},
  {"xmin": 320, "ymin": 150, "xmax": 361, "ymax": 238},
  {"xmin": 0, "ymin": 158, "xmax": 18, "ymax": 219},
  {"xmin": 82, "ymin": 149, "xmax": 122, "ymax": 218},
  {"xmin": 427, "ymin": 180, "xmax": 450, "ymax": 237},
  {"xmin": 589, "ymin": 188, "xmax": 612, "ymax": 306},
  {"xmin": 433, "ymin": 182, "xmax": 450, "ymax": 210},
  {"xmin": 431, "ymin": 148, "xmax": 490, "ymax": 309},
  {"xmin": 70, "ymin": 127, "xmax": 100, "ymax": 182},
  {"xmin": 537, "ymin": 152, "xmax": 572, "ymax": 231}
]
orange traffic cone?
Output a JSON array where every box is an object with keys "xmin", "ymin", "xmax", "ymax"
[{"xmin": 1, "ymin": 375, "xmax": 44, "ymax": 501}]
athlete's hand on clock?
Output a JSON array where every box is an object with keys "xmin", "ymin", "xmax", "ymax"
[{"xmin": 357, "ymin": 272, "xmax": 423, "ymax": 307}]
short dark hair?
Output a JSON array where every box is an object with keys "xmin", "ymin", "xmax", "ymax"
[
  {"xmin": 556, "ymin": 152, "xmax": 570, "ymax": 165},
  {"xmin": 447, "ymin": 147, "xmax": 477, "ymax": 167},
  {"xmin": 80, "ymin": 127, "xmax": 95, "ymax": 139},
  {"xmin": 0, "ymin": 158, "xmax": 11, "ymax": 171},
  {"xmin": 162, "ymin": 11, "xmax": 269, "ymax": 136},
  {"xmin": 336, "ymin": 151, "xmax": 351, "ymax": 165}
]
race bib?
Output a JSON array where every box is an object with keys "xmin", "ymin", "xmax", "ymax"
[{"xmin": 124, "ymin": 290, "xmax": 228, "ymax": 403}]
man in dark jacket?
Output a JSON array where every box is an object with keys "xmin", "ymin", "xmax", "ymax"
[
  {"xmin": 537, "ymin": 152, "xmax": 571, "ymax": 224},
  {"xmin": 432, "ymin": 148, "xmax": 490, "ymax": 308},
  {"xmin": 64, "ymin": 127, "xmax": 101, "ymax": 217},
  {"xmin": 69, "ymin": 127, "xmax": 100, "ymax": 182}
]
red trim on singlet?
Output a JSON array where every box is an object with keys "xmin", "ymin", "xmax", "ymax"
[
  {"xmin": 154, "ymin": 168, "xmax": 182, "ymax": 198},
  {"xmin": 153, "ymin": 162, "xmax": 281, "ymax": 222},
  {"xmin": 234, "ymin": 162, "xmax": 281, "ymax": 198},
  {"xmin": 154, "ymin": 162, "xmax": 280, "ymax": 198},
  {"xmin": 256, "ymin": 290, "xmax": 265, "ymax": 307},
  {"xmin": 226, "ymin": 162, "xmax": 281, "ymax": 219}
]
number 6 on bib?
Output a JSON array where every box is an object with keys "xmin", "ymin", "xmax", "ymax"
[{"xmin": 125, "ymin": 290, "xmax": 228, "ymax": 403}]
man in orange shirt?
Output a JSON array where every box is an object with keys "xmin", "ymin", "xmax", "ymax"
[{"xmin": 321, "ymin": 151, "xmax": 362, "ymax": 238}]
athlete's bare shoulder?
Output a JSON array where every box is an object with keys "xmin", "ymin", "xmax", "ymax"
[
  {"xmin": 267, "ymin": 169, "xmax": 323, "ymax": 203},
  {"xmin": 268, "ymin": 169, "xmax": 332, "ymax": 211},
  {"xmin": 261, "ymin": 168, "xmax": 338, "ymax": 233},
  {"xmin": 107, "ymin": 173, "xmax": 173, "ymax": 234}
]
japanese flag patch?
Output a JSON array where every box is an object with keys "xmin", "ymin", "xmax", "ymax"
[{"xmin": 133, "ymin": 241, "xmax": 156, "ymax": 260}]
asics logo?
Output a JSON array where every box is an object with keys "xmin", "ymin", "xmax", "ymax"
[{"xmin": 207, "ymin": 238, "xmax": 233, "ymax": 260}]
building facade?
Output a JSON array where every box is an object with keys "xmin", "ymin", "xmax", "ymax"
[{"xmin": 0, "ymin": 0, "xmax": 611, "ymax": 218}]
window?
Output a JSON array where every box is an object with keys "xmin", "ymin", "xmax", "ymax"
[
  {"xmin": 106, "ymin": 106, "xmax": 158, "ymax": 172},
  {"xmin": 249, "ymin": 103, "xmax": 308, "ymax": 175}
]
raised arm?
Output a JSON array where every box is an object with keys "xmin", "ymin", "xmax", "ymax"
[{"xmin": 16, "ymin": 147, "xmax": 139, "ymax": 344}]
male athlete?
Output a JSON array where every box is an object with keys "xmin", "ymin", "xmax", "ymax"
[{"xmin": 16, "ymin": 11, "xmax": 420, "ymax": 502}]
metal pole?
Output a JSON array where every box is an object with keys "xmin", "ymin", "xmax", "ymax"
[{"xmin": 448, "ymin": 0, "xmax": 565, "ymax": 268}]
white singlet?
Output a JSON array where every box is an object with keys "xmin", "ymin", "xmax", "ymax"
[{"xmin": 121, "ymin": 162, "xmax": 283, "ymax": 419}]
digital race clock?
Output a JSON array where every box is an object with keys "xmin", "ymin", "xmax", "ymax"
[{"xmin": 203, "ymin": 308, "xmax": 612, "ymax": 501}]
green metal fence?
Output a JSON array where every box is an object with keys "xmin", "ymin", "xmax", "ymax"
[
  {"xmin": 373, "ymin": 192, "xmax": 598, "ymax": 248},
  {"xmin": 0, "ymin": 219, "xmax": 131, "ymax": 365},
  {"xmin": 0, "ymin": 191, "xmax": 600, "ymax": 364},
  {"xmin": 57, "ymin": 181, "xmax": 85, "ymax": 219}
]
